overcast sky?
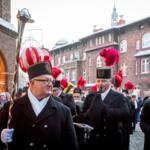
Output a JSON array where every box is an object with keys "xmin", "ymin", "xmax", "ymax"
[{"xmin": 11, "ymin": 0, "xmax": 150, "ymax": 49}]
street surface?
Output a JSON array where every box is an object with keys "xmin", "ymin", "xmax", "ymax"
[{"xmin": 130, "ymin": 123, "xmax": 144, "ymax": 150}]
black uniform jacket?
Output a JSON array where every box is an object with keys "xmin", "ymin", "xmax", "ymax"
[
  {"xmin": 82, "ymin": 89, "xmax": 129, "ymax": 150},
  {"xmin": 140, "ymin": 99, "xmax": 150, "ymax": 150},
  {"xmin": 59, "ymin": 92, "xmax": 76, "ymax": 116},
  {"xmin": 0, "ymin": 95, "xmax": 78, "ymax": 150}
]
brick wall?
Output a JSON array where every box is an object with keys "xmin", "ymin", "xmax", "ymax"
[
  {"xmin": 0, "ymin": 0, "xmax": 10, "ymax": 21},
  {"xmin": 118, "ymin": 21, "xmax": 150, "ymax": 92},
  {"xmin": 0, "ymin": 0, "xmax": 18, "ymax": 93},
  {"xmin": 0, "ymin": 30, "xmax": 16, "ymax": 93}
]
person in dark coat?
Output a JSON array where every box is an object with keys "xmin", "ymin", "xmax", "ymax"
[
  {"xmin": 140, "ymin": 99, "xmax": 150, "ymax": 150},
  {"xmin": 81, "ymin": 67, "xmax": 129, "ymax": 150},
  {"xmin": 72, "ymin": 87, "xmax": 85, "ymax": 150},
  {"xmin": 121, "ymin": 94, "xmax": 135, "ymax": 150},
  {"xmin": 73, "ymin": 88, "xmax": 84, "ymax": 116},
  {"xmin": 21, "ymin": 86, "xmax": 28, "ymax": 97},
  {"xmin": 0, "ymin": 93, "xmax": 7, "ymax": 110},
  {"xmin": 52, "ymin": 80, "xmax": 76, "ymax": 116},
  {"xmin": 131, "ymin": 94, "xmax": 138, "ymax": 131},
  {"xmin": 0, "ymin": 62, "xmax": 78, "ymax": 150},
  {"xmin": 141, "ymin": 96, "xmax": 149, "ymax": 107}
]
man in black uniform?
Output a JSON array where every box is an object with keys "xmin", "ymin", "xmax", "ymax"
[
  {"xmin": 140, "ymin": 98, "xmax": 150, "ymax": 150},
  {"xmin": 0, "ymin": 62, "xmax": 78, "ymax": 150},
  {"xmin": 82, "ymin": 67, "xmax": 129, "ymax": 150},
  {"xmin": 52, "ymin": 79, "xmax": 76, "ymax": 116}
]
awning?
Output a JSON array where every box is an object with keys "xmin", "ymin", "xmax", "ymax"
[{"xmin": 134, "ymin": 49, "xmax": 150, "ymax": 57}]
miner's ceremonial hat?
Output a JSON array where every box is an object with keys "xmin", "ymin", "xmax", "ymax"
[
  {"xmin": 27, "ymin": 62, "xmax": 51, "ymax": 80},
  {"xmin": 73, "ymin": 88, "xmax": 82, "ymax": 94},
  {"xmin": 52, "ymin": 80, "xmax": 61, "ymax": 87},
  {"xmin": 96, "ymin": 67, "xmax": 111, "ymax": 79}
]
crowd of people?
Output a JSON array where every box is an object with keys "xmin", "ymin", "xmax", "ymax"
[
  {"xmin": 0, "ymin": 47, "xmax": 150, "ymax": 150},
  {"xmin": 0, "ymin": 65, "xmax": 149, "ymax": 150}
]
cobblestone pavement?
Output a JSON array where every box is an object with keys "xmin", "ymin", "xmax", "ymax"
[{"xmin": 129, "ymin": 122, "xmax": 144, "ymax": 150}]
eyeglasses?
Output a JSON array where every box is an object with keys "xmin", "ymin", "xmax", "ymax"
[{"xmin": 33, "ymin": 79, "xmax": 53, "ymax": 85}]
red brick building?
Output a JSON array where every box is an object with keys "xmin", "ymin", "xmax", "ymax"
[
  {"xmin": 50, "ymin": 16, "xmax": 150, "ymax": 95},
  {"xmin": 0, "ymin": 0, "xmax": 17, "ymax": 92},
  {"xmin": 118, "ymin": 17, "xmax": 150, "ymax": 94}
]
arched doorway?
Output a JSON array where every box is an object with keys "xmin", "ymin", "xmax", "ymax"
[{"xmin": 0, "ymin": 54, "xmax": 6, "ymax": 92}]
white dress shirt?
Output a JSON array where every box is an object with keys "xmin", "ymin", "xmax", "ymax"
[
  {"xmin": 28, "ymin": 89, "xmax": 50, "ymax": 116},
  {"xmin": 100, "ymin": 86, "xmax": 111, "ymax": 101},
  {"xmin": 134, "ymin": 100, "xmax": 138, "ymax": 109}
]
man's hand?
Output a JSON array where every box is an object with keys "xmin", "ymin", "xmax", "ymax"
[{"xmin": 1, "ymin": 128, "xmax": 14, "ymax": 143}]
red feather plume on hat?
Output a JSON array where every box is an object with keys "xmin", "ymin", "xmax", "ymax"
[
  {"xmin": 18, "ymin": 47, "xmax": 41, "ymax": 72},
  {"xmin": 124, "ymin": 81, "xmax": 135, "ymax": 90},
  {"xmin": 60, "ymin": 78, "xmax": 68, "ymax": 89},
  {"xmin": 90, "ymin": 84, "xmax": 97, "ymax": 92},
  {"xmin": 117, "ymin": 69, "xmax": 123, "ymax": 78},
  {"xmin": 40, "ymin": 47, "xmax": 52, "ymax": 70},
  {"xmin": 18, "ymin": 47, "xmax": 53, "ymax": 73},
  {"xmin": 112, "ymin": 69, "xmax": 123, "ymax": 88},
  {"xmin": 51, "ymin": 67, "xmax": 62, "ymax": 79},
  {"xmin": 77, "ymin": 76, "xmax": 86, "ymax": 89},
  {"xmin": 113, "ymin": 75, "xmax": 122, "ymax": 88},
  {"xmin": 99, "ymin": 47, "xmax": 119, "ymax": 66},
  {"xmin": 43, "ymin": 55, "xmax": 52, "ymax": 71}
]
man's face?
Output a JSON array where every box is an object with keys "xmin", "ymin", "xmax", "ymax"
[
  {"xmin": 0, "ymin": 95, "xmax": 5, "ymax": 101},
  {"xmin": 131, "ymin": 95, "xmax": 136, "ymax": 101},
  {"xmin": 29, "ymin": 74, "xmax": 53, "ymax": 99},
  {"xmin": 52, "ymin": 87, "xmax": 61, "ymax": 97},
  {"xmin": 73, "ymin": 93, "xmax": 81, "ymax": 101},
  {"xmin": 96, "ymin": 78, "xmax": 110, "ymax": 93},
  {"xmin": 0, "ymin": 94, "xmax": 7, "ymax": 104}
]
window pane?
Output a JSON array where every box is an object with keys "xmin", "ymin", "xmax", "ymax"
[
  {"xmin": 120, "ymin": 40, "xmax": 127, "ymax": 53},
  {"xmin": 142, "ymin": 33, "xmax": 150, "ymax": 48}
]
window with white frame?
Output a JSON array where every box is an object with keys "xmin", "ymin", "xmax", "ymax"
[
  {"xmin": 96, "ymin": 56, "xmax": 102, "ymax": 67},
  {"xmin": 142, "ymin": 33, "xmax": 150, "ymax": 48},
  {"xmin": 89, "ymin": 40, "xmax": 93, "ymax": 47},
  {"xmin": 70, "ymin": 53, "xmax": 73, "ymax": 61},
  {"xmin": 102, "ymin": 36, "xmax": 105, "ymax": 44},
  {"xmin": 66, "ymin": 70, "xmax": 70, "ymax": 80},
  {"xmin": 74, "ymin": 51, "xmax": 79, "ymax": 60},
  {"xmin": 83, "ymin": 71, "xmax": 86, "ymax": 80},
  {"xmin": 120, "ymin": 40, "xmax": 127, "ymax": 53},
  {"xmin": 62, "ymin": 56, "xmax": 65, "ymax": 64},
  {"xmin": 83, "ymin": 52, "xmax": 86, "ymax": 60},
  {"xmin": 121, "ymin": 63, "xmax": 127, "ymax": 76},
  {"xmin": 96, "ymin": 37, "xmax": 99, "ymax": 45},
  {"xmin": 71, "ymin": 70, "xmax": 76, "ymax": 81},
  {"xmin": 135, "ymin": 61, "xmax": 138, "ymax": 75},
  {"xmin": 108, "ymin": 33, "xmax": 112, "ymax": 42},
  {"xmin": 99, "ymin": 37, "xmax": 101, "ymax": 44},
  {"xmin": 136, "ymin": 40, "xmax": 140, "ymax": 50},
  {"xmin": 58, "ymin": 57, "xmax": 61, "ymax": 66},
  {"xmin": 141, "ymin": 58, "xmax": 149, "ymax": 74}
]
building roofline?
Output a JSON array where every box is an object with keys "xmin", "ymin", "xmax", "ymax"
[
  {"xmin": 117, "ymin": 16, "xmax": 150, "ymax": 29},
  {"xmin": 51, "ymin": 40, "xmax": 80, "ymax": 52},
  {"xmin": 81, "ymin": 16, "xmax": 150, "ymax": 40},
  {"xmin": 50, "ymin": 16, "xmax": 150, "ymax": 52},
  {"xmin": 0, "ymin": 18, "xmax": 18, "ymax": 38},
  {"xmin": 79, "ymin": 27, "xmax": 117, "ymax": 40}
]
